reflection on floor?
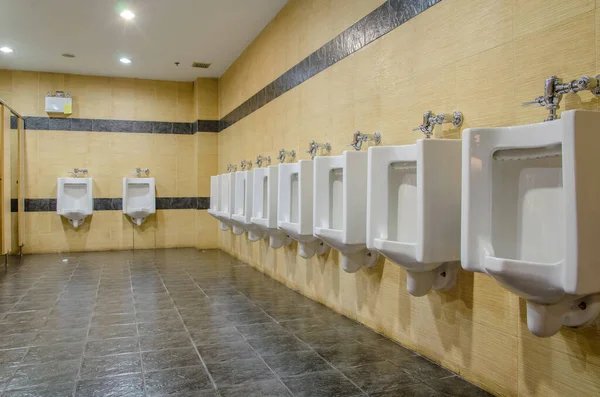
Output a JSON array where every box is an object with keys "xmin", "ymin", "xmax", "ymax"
[{"xmin": 0, "ymin": 248, "xmax": 492, "ymax": 396}]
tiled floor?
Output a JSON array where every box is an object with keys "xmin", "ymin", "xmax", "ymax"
[{"xmin": 0, "ymin": 248, "xmax": 493, "ymax": 397}]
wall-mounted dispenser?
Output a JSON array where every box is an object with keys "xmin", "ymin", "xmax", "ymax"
[{"xmin": 45, "ymin": 91, "xmax": 73, "ymax": 115}]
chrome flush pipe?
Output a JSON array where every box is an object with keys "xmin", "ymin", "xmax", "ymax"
[
  {"xmin": 413, "ymin": 111, "xmax": 463, "ymax": 138},
  {"xmin": 522, "ymin": 75, "xmax": 600, "ymax": 121},
  {"xmin": 347, "ymin": 131, "xmax": 382, "ymax": 151},
  {"xmin": 240, "ymin": 159, "xmax": 253, "ymax": 170},
  {"xmin": 277, "ymin": 149, "xmax": 296, "ymax": 163},
  {"xmin": 307, "ymin": 140, "xmax": 331, "ymax": 159}
]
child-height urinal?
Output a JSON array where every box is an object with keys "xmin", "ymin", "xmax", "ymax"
[
  {"xmin": 231, "ymin": 169, "xmax": 263, "ymax": 241},
  {"xmin": 313, "ymin": 151, "xmax": 378, "ymax": 272},
  {"xmin": 250, "ymin": 165, "xmax": 291, "ymax": 249},
  {"xmin": 215, "ymin": 173, "xmax": 235, "ymax": 231},
  {"xmin": 278, "ymin": 160, "xmax": 329, "ymax": 259},
  {"xmin": 367, "ymin": 139, "xmax": 461, "ymax": 296},
  {"xmin": 462, "ymin": 110, "xmax": 600, "ymax": 337}
]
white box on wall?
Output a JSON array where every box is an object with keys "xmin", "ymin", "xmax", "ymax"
[{"xmin": 45, "ymin": 96, "xmax": 72, "ymax": 114}]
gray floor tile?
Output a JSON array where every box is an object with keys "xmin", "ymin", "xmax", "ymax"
[
  {"xmin": 263, "ymin": 350, "xmax": 333, "ymax": 377},
  {"xmin": 370, "ymin": 383, "xmax": 443, "ymax": 397},
  {"xmin": 206, "ymin": 357, "xmax": 276, "ymax": 387},
  {"xmin": 142, "ymin": 347, "xmax": 202, "ymax": 371},
  {"xmin": 295, "ymin": 328, "xmax": 354, "ymax": 349},
  {"xmin": 140, "ymin": 331, "xmax": 193, "ymax": 351},
  {"xmin": 197, "ymin": 340, "xmax": 258, "ymax": 363},
  {"xmin": 88, "ymin": 324, "xmax": 138, "ymax": 340},
  {"xmin": 279, "ymin": 317, "xmax": 334, "ymax": 334},
  {"xmin": 144, "ymin": 366, "xmax": 213, "ymax": 396},
  {"xmin": 2, "ymin": 382, "xmax": 75, "ymax": 397},
  {"xmin": 7, "ymin": 359, "xmax": 80, "ymax": 390},
  {"xmin": 33, "ymin": 328, "xmax": 88, "ymax": 345},
  {"xmin": 342, "ymin": 361, "xmax": 420, "ymax": 394},
  {"xmin": 80, "ymin": 353, "xmax": 142, "ymax": 379},
  {"xmin": 247, "ymin": 335, "xmax": 311, "ymax": 357},
  {"xmin": 75, "ymin": 373, "xmax": 145, "ymax": 397},
  {"xmin": 190, "ymin": 326, "xmax": 244, "ymax": 346},
  {"xmin": 138, "ymin": 320, "xmax": 186, "ymax": 336},
  {"xmin": 91, "ymin": 313, "xmax": 136, "ymax": 327},
  {"xmin": 0, "ymin": 348, "xmax": 28, "ymax": 365},
  {"xmin": 21, "ymin": 342, "xmax": 84, "ymax": 364},
  {"xmin": 235, "ymin": 322, "xmax": 291, "ymax": 340},
  {"xmin": 281, "ymin": 370, "xmax": 363, "ymax": 397},
  {"xmin": 0, "ymin": 333, "xmax": 38, "ymax": 349},
  {"xmin": 317, "ymin": 343, "xmax": 386, "ymax": 369},
  {"xmin": 85, "ymin": 337, "xmax": 140, "ymax": 357},
  {"xmin": 218, "ymin": 378, "xmax": 292, "ymax": 397}
]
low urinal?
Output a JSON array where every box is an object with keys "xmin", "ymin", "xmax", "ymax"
[
  {"xmin": 313, "ymin": 151, "xmax": 378, "ymax": 272},
  {"xmin": 215, "ymin": 173, "xmax": 235, "ymax": 231},
  {"xmin": 462, "ymin": 110, "xmax": 600, "ymax": 337},
  {"xmin": 231, "ymin": 169, "xmax": 263, "ymax": 241},
  {"xmin": 278, "ymin": 160, "xmax": 329, "ymax": 259},
  {"xmin": 57, "ymin": 177, "xmax": 93, "ymax": 228},
  {"xmin": 123, "ymin": 178, "xmax": 156, "ymax": 226},
  {"xmin": 367, "ymin": 139, "xmax": 461, "ymax": 296},
  {"xmin": 250, "ymin": 165, "xmax": 291, "ymax": 249}
]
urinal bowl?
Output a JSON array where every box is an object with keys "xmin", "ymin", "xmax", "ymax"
[
  {"xmin": 231, "ymin": 170, "xmax": 265, "ymax": 241},
  {"xmin": 123, "ymin": 178, "xmax": 156, "ymax": 226},
  {"xmin": 313, "ymin": 151, "xmax": 378, "ymax": 273},
  {"xmin": 57, "ymin": 177, "xmax": 93, "ymax": 229},
  {"xmin": 367, "ymin": 140, "xmax": 462, "ymax": 296},
  {"xmin": 462, "ymin": 110, "xmax": 600, "ymax": 336},
  {"xmin": 251, "ymin": 166, "xmax": 292, "ymax": 249},
  {"xmin": 277, "ymin": 161, "xmax": 330, "ymax": 259},
  {"xmin": 215, "ymin": 173, "xmax": 235, "ymax": 231},
  {"xmin": 208, "ymin": 175, "xmax": 227, "ymax": 229},
  {"xmin": 61, "ymin": 211, "xmax": 88, "ymax": 228}
]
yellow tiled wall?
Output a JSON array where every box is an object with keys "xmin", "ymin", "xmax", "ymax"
[
  {"xmin": 217, "ymin": 1, "xmax": 600, "ymax": 396},
  {"xmin": 0, "ymin": 70, "xmax": 219, "ymax": 253}
]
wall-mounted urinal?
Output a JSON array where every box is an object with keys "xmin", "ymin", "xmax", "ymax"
[
  {"xmin": 207, "ymin": 175, "xmax": 221, "ymax": 225},
  {"xmin": 123, "ymin": 178, "xmax": 156, "ymax": 226},
  {"xmin": 462, "ymin": 110, "xmax": 600, "ymax": 337},
  {"xmin": 278, "ymin": 160, "xmax": 329, "ymax": 259},
  {"xmin": 313, "ymin": 151, "xmax": 378, "ymax": 272},
  {"xmin": 215, "ymin": 173, "xmax": 235, "ymax": 231},
  {"xmin": 231, "ymin": 168, "xmax": 264, "ymax": 241},
  {"xmin": 367, "ymin": 139, "xmax": 461, "ymax": 296},
  {"xmin": 57, "ymin": 177, "xmax": 93, "ymax": 228},
  {"xmin": 250, "ymin": 165, "xmax": 291, "ymax": 249}
]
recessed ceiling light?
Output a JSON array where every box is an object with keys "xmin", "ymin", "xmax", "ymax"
[
  {"xmin": 62, "ymin": 53, "xmax": 75, "ymax": 58},
  {"xmin": 120, "ymin": 9, "xmax": 135, "ymax": 20},
  {"xmin": 0, "ymin": 47, "xmax": 13, "ymax": 53},
  {"xmin": 120, "ymin": 57, "xmax": 132, "ymax": 64}
]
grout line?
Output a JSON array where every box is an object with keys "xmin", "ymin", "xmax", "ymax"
[{"xmin": 127, "ymin": 259, "xmax": 147, "ymax": 397}]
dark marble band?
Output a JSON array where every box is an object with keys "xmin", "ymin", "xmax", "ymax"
[
  {"xmin": 220, "ymin": 0, "xmax": 440, "ymax": 131},
  {"xmin": 12, "ymin": 197, "xmax": 210, "ymax": 212},
  {"xmin": 10, "ymin": 116, "xmax": 219, "ymax": 134}
]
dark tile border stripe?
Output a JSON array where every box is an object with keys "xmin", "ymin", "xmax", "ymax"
[
  {"xmin": 11, "ymin": 116, "xmax": 219, "ymax": 134},
  {"xmin": 13, "ymin": 197, "xmax": 210, "ymax": 212},
  {"xmin": 219, "ymin": 0, "xmax": 441, "ymax": 131}
]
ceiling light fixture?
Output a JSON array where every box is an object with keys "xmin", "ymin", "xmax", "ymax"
[
  {"xmin": 62, "ymin": 53, "xmax": 75, "ymax": 58},
  {"xmin": 120, "ymin": 57, "xmax": 132, "ymax": 64},
  {"xmin": 120, "ymin": 9, "xmax": 135, "ymax": 20},
  {"xmin": 0, "ymin": 47, "xmax": 13, "ymax": 53}
]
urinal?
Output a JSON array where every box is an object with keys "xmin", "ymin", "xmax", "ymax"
[
  {"xmin": 462, "ymin": 109, "xmax": 600, "ymax": 337},
  {"xmin": 278, "ymin": 160, "xmax": 330, "ymax": 259},
  {"xmin": 313, "ymin": 151, "xmax": 378, "ymax": 272},
  {"xmin": 123, "ymin": 178, "xmax": 156, "ymax": 226},
  {"xmin": 207, "ymin": 175, "xmax": 221, "ymax": 225},
  {"xmin": 57, "ymin": 177, "xmax": 93, "ymax": 228},
  {"xmin": 215, "ymin": 173, "xmax": 235, "ymax": 231},
  {"xmin": 367, "ymin": 139, "xmax": 461, "ymax": 296},
  {"xmin": 231, "ymin": 169, "xmax": 264, "ymax": 241},
  {"xmin": 250, "ymin": 165, "xmax": 292, "ymax": 249}
]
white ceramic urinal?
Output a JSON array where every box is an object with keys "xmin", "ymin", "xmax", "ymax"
[
  {"xmin": 462, "ymin": 110, "xmax": 600, "ymax": 337},
  {"xmin": 231, "ymin": 169, "xmax": 264, "ymax": 241},
  {"xmin": 250, "ymin": 165, "xmax": 291, "ymax": 249},
  {"xmin": 313, "ymin": 151, "xmax": 378, "ymax": 272},
  {"xmin": 278, "ymin": 160, "xmax": 330, "ymax": 259},
  {"xmin": 207, "ymin": 175, "xmax": 221, "ymax": 224},
  {"xmin": 57, "ymin": 177, "xmax": 93, "ymax": 228},
  {"xmin": 367, "ymin": 139, "xmax": 461, "ymax": 296},
  {"xmin": 123, "ymin": 178, "xmax": 156, "ymax": 226},
  {"xmin": 215, "ymin": 173, "xmax": 235, "ymax": 231}
]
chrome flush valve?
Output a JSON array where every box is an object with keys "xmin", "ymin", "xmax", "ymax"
[
  {"xmin": 240, "ymin": 159, "xmax": 252, "ymax": 170},
  {"xmin": 307, "ymin": 140, "xmax": 332, "ymax": 159},
  {"xmin": 413, "ymin": 111, "xmax": 464, "ymax": 138},
  {"xmin": 227, "ymin": 164, "xmax": 237, "ymax": 172},
  {"xmin": 347, "ymin": 131, "xmax": 382, "ymax": 151},
  {"xmin": 277, "ymin": 149, "xmax": 296, "ymax": 163},
  {"xmin": 255, "ymin": 155, "xmax": 271, "ymax": 168},
  {"xmin": 522, "ymin": 75, "xmax": 600, "ymax": 121}
]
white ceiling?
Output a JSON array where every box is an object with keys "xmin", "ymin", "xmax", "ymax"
[{"xmin": 0, "ymin": 0, "xmax": 287, "ymax": 81}]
